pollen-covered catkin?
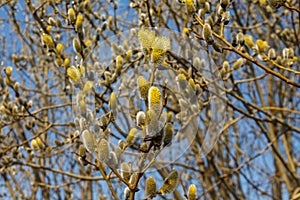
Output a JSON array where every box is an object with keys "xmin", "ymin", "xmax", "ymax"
[
  {"xmin": 145, "ymin": 176, "xmax": 157, "ymax": 198},
  {"xmin": 124, "ymin": 128, "xmax": 137, "ymax": 150},
  {"xmin": 157, "ymin": 169, "xmax": 179, "ymax": 194},
  {"xmin": 67, "ymin": 66, "xmax": 81, "ymax": 82},
  {"xmin": 137, "ymin": 76, "xmax": 150, "ymax": 100},
  {"xmin": 148, "ymin": 87, "xmax": 161, "ymax": 115},
  {"xmin": 203, "ymin": 23, "xmax": 213, "ymax": 44},
  {"xmin": 188, "ymin": 184, "xmax": 197, "ymax": 200}
]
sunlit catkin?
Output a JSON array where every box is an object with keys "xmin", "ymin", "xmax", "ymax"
[
  {"xmin": 203, "ymin": 23, "xmax": 213, "ymax": 44},
  {"xmin": 151, "ymin": 36, "xmax": 171, "ymax": 65},
  {"xmin": 98, "ymin": 138, "xmax": 109, "ymax": 163},
  {"xmin": 42, "ymin": 33, "xmax": 54, "ymax": 49},
  {"xmin": 157, "ymin": 169, "xmax": 179, "ymax": 194},
  {"xmin": 109, "ymin": 92, "xmax": 118, "ymax": 117},
  {"xmin": 186, "ymin": 0, "xmax": 195, "ymax": 14},
  {"xmin": 68, "ymin": 8, "xmax": 76, "ymax": 25},
  {"xmin": 136, "ymin": 111, "xmax": 146, "ymax": 127},
  {"xmin": 163, "ymin": 123, "xmax": 173, "ymax": 147},
  {"xmin": 75, "ymin": 13, "xmax": 83, "ymax": 32},
  {"xmin": 115, "ymin": 55, "xmax": 123, "ymax": 75},
  {"xmin": 67, "ymin": 66, "xmax": 81, "ymax": 82},
  {"xmin": 124, "ymin": 128, "xmax": 137, "ymax": 150},
  {"xmin": 73, "ymin": 38, "xmax": 82, "ymax": 54},
  {"xmin": 145, "ymin": 176, "xmax": 157, "ymax": 198},
  {"xmin": 82, "ymin": 130, "xmax": 97, "ymax": 153},
  {"xmin": 188, "ymin": 184, "xmax": 197, "ymax": 200},
  {"xmin": 137, "ymin": 29, "xmax": 156, "ymax": 49},
  {"xmin": 83, "ymin": 81, "xmax": 94, "ymax": 93},
  {"xmin": 148, "ymin": 86, "xmax": 161, "ymax": 116},
  {"xmin": 231, "ymin": 58, "xmax": 244, "ymax": 71},
  {"xmin": 137, "ymin": 76, "xmax": 150, "ymax": 100},
  {"xmin": 56, "ymin": 43, "xmax": 63, "ymax": 54},
  {"xmin": 36, "ymin": 137, "xmax": 44, "ymax": 149},
  {"xmin": 31, "ymin": 139, "xmax": 39, "ymax": 151},
  {"xmin": 5, "ymin": 66, "xmax": 13, "ymax": 77},
  {"xmin": 78, "ymin": 145, "xmax": 86, "ymax": 157},
  {"xmin": 176, "ymin": 73, "xmax": 187, "ymax": 92},
  {"xmin": 244, "ymin": 34, "xmax": 254, "ymax": 48},
  {"xmin": 256, "ymin": 39, "xmax": 268, "ymax": 53},
  {"xmin": 121, "ymin": 162, "xmax": 131, "ymax": 182}
]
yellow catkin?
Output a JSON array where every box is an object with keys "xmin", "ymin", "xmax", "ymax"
[
  {"xmin": 244, "ymin": 34, "xmax": 254, "ymax": 48},
  {"xmin": 188, "ymin": 184, "xmax": 197, "ymax": 200},
  {"xmin": 148, "ymin": 86, "xmax": 161, "ymax": 115},
  {"xmin": 186, "ymin": 0, "xmax": 195, "ymax": 14},
  {"xmin": 78, "ymin": 145, "xmax": 86, "ymax": 157},
  {"xmin": 137, "ymin": 76, "xmax": 150, "ymax": 100},
  {"xmin": 56, "ymin": 43, "xmax": 63, "ymax": 54},
  {"xmin": 157, "ymin": 169, "xmax": 179, "ymax": 194},
  {"xmin": 231, "ymin": 58, "xmax": 244, "ymax": 71},
  {"xmin": 256, "ymin": 39, "xmax": 268, "ymax": 53},
  {"xmin": 83, "ymin": 81, "xmax": 94, "ymax": 93},
  {"xmin": 68, "ymin": 8, "xmax": 76, "ymax": 24},
  {"xmin": 42, "ymin": 33, "xmax": 54, "ymax": 49},
  {"xmin": 109, "ymin": 92, "xmax": 117, "ymax": 117},
  {"xmin": 151, "ymin": 36, "xmax": 171, "ymax": 65},
  {"xmin": 115, "ymin": 55, "xmax": 123, "ymax": 75},
  {"xmin": 138, "ymin": 29, "xmax": 156, "ymax": 49},
  {"xmin": 163, "ymin": 123, "xmax": 173, "ymax": 147},
  {"xmin": 31, "ymin": 139, "xmax": 39, "ymax": 151},
  {"xmin": 73, "ymin": 38, "xmax": 82, "ymax": 54},
  {"xmin": 203, "ymin": 23, "xmax": 213, "ymax": 44},
  {"xmin": 36, "ymin": 137, "xmax": 43, "ymax": 149},
  {"xmin": 145, "ymin": 176, "xmax": 157, "ymax": 198},
  {"xmin": 75, "ymin": 13, "xmax": 83, "ymax": 32},
  {"xmin": 5, "ymin": 66, "xmax": 13, "ymax": 77},
  {"xmin": 124, "ymin": 128, "xmax": 137, "ymax": 150},
  {"xmin": 67, "ymin": 66, "xmax": 81, "ymax": 82}
]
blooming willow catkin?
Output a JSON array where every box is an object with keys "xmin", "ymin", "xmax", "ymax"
[
  {"xmin": 148, "ymin": 86, "xmax": 161, "ymax": 116},
  {"xmin": 109, "ymin": 92, "xmax": 118, "ymax": 117},
  {"xmin": 42, "ymin": 33, "xmax": 54, "ymax": 49},
  {"xmin": 82, "ymin": 130, "xmax": 97, "ymax": 153},
  {"xmin": 67, "ymin": 66, "xmax": 81, "ymax": 82},
  {"xmin": 188, "ymin": 184, "xmax": 197, "ymax": 200},
  {"xmin": 203, "ymin": 23, "xmax": 213, "ymax": 44},
  {"xmin": 145, "ymin": 176, "xmax": 157, "ymax": 198},
  {"xmin": 157, "ymin": 169, "xmax": 179, "ymax": 194},
  {"xmin": 68, "ymin": 8, "xmax": 76, "ymax": 25},
  {"xmin": 137, "ymin": 76, "xmax": 150, "ymax": 100},
  {"xmin": 124, "ymin": 128, "xmax": 137, "ymax": 150},
  {"xmin": 138, "ymin": 29, "xmax": 156, "ymax": 49},
  {"xmin": 163, "ymin": 123, "xmax": 173, "ymax": 147},
  {"xmin": 151, "ymin": 36, "xmax": 171, "ymax": 65}
]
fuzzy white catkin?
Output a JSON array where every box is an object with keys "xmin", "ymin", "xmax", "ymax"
[{"xmin": 82, "ymin": 130, "xmax": 97, "ymax": 153}]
